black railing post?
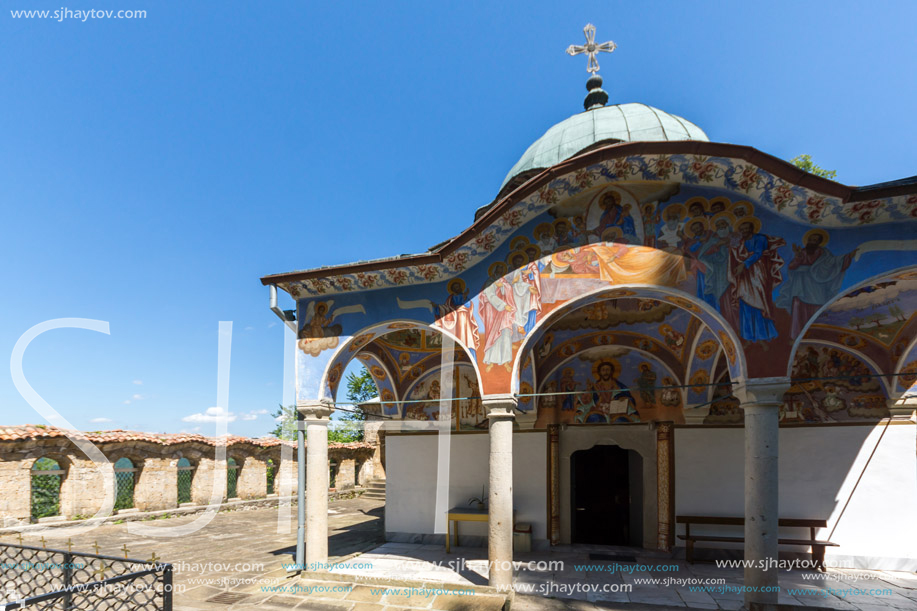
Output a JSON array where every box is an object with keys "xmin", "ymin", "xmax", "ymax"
[
  {"xmin": 162, "ymin": 565, "xmax": 173, "ymax": 611},
  {"xmin": 63, "ymin": 552, "xmax": 73, "ymax": 610}
]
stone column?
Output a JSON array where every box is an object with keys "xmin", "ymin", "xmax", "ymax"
[
  {"xmin": 655, "ymin": 421, "xmax": 675, "ymax": 551},
  {"xmin": 298, "ymin": 400, "xmax": 334, "ymax": 569},
  {"xmin": 483, "ymin": 394, "xmax": 516, "ymax": 589},
  {"xmin": 736, "ymin": 377, "xmax": 790, "ymax": 609},
  {"xmin": 888, "ymin": 395, "xmax": 917, "ymax": 422}
]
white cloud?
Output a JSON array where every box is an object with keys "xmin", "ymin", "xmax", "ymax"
[
  {"xmin": 240, "ymin": 408, "xmax": 269, "ymax": 421},
  {"xmin": 132, "ymin": 394, "xmax": 144, "ymax": 400},
  {"xmin": 123, "ymin": 400, "xmax": 131, "ymax": 405},
  {"xmin": 90, "ymin": 417, "xmax": 113, "ymax": 424},
  {"xmin": 182, "ymin": 406, "xmax": 237, "ymax": 423},
  {"xmin": 132, "ymin": 380, "xmax": 143, "ymax": 386}
]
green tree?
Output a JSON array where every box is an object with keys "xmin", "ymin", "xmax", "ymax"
[
  {"xmin": 791, "ymin": 154, "xmax": 837, "ymax": 180},
  {"xmin": 270, "ymin": 404, "xmax": 296, "ymax": 441},
  {"xmin": 329, "ymin": 367, "xmax": 377, "ymax": 443}
]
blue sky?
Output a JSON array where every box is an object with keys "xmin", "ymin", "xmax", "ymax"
[{"xmin": 1, "ymin": 1, "xmax": 915, "ymax": 437}]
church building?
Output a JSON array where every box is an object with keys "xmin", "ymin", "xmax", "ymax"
[{"xmin": 261, "ymin": 25, "xmax": 917, "ymax": 608}]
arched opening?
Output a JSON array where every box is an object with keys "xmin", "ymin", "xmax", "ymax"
[
  {"xmin": 522, "ymin": 293, "xmax": 741, "ymax": 427},
  {"xmin": 510, "ymin": 288, "xmax": 742, "ymax": 548},
  {"xmin": 786, "ymin": 267, "xmax": 917, "ymax": 421},
  {"xmin": 266, "ymin": 458, "xmax": 277, "ymax": 495},
  {"xmin": 317, "ymin": 323, "xmax": 487, "ymax": 546},
  {"xmin": 226, "ymin": 457, "xmax": 240, "ymax": 499},
  {"xmin": 113, "ymin": 457, "xmax": 137, "ymax": 511},
  {"xmin": 177, "ymin": 457, "xmax": 194, "ymax": 504},
  {"xmin": 31, "ymin": 457, "xmax": 65, "ymax": 522}
]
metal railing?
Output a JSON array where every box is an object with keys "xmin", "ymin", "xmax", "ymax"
[
  {"xmin": 176, "ymin": 466, "xmax": 194, "ymax": 505},
  {"xmin": 0, "ymin": 543, "xmax": 172, "ymax": 611}
]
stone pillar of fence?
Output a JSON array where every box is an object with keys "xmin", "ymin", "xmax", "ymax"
[
  {"xmin": 237, "ymin": 455, "xmax": 267, "ymax": 499},
  {"xmin": 135, "ymin": 456, "xmax": 177, "ymax": 511},
  {"xmin": 191, "ymin": 455, "xmax": 219, "ymax": 505}
]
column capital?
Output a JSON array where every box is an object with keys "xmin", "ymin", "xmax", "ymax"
[
  {"xmin": 888, "ymin": 395, "xmax": 917, "ymax": 422},
  {"xmin": 734, "ymin": 377, "xmax": 791, "ymax": 409},
  {"xmin": 297, "ymin": 399, "xmax": 334, "ymax": 421},
  {"xmin": 482, "ymin": 394, "xmax": 517, "ymax": 419}
]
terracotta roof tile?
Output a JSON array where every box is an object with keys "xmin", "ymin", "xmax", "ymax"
[{"xmin": 0, "ymin": 425, "xmax": 373, "ymax": 450}]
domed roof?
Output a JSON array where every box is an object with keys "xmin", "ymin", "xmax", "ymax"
[{"xmin": 501, "ymin": 102, "xmax": 708, "ymax": 190}]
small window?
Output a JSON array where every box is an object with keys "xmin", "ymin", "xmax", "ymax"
[
  {"xmin": 31, "ymin": 457, "xmax": 64, "ymax": 522},
  {"xmin": 114, "ymin": 457, "xmax": 137, "ymax": 511},
  {"xmin": 177, "ymin": 458, "xmax": 194, "ymax": 504},
  {"xmin": 227, "ymin": 457, "xmax": 240, "ymax": 498}
]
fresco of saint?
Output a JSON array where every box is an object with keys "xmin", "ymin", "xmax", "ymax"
[
  {"xmin": 635, "ymin": 362, "xmax": 658, "ymax": 405},
  {"xmin": 775, "ymin": 229, "xmax": 857, "ymax": 338},
  {"xmin": 692, "ymin": 212, "xmax": 736, "ymax": 314},
  {"xmin": 559, "ymin": 367, "xmax": 578, "ymax": 412},
  {"xmin": 682, "ymin": 217, "xmax": 714, "ymax": 307},
  {"xmin": 436, "ymin": 278, "xmax": 480, "ymax": 359},
  {"xmin": 656, "ymin": 204, "xmax": 686, "ymax": 251},
  {"xmin": 479, "ymin": 262, "xmax": 515, "ymax": 371},
  {"xmin": 589, "ymin": 359, "xmax": 636, "ymax": 419},
  {"xmin": 523, "ymin": 244, "xmax": 544, "ymax": 328},
  {"xmin": 592, "ymin": 191, "xmax": 637, "ymax": 243},
  {"xmin": 507, "ymin": 251, "xmax": 540, "ymax": 340},
  {"xmin": 727, "ymin": 217, "xmax": 786, "ymax": 345}
]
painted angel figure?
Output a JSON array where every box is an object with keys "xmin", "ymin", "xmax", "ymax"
[{"xmin": 298, "ymin": 300, "xmax": 366, "ymax": 356}]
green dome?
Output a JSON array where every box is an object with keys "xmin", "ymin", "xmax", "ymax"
[{"xmin": 501, "ymin": 103, "xmax": 708, "ymax": 190}]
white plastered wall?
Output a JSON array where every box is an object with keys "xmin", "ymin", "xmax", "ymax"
[
  {"xmin": 386, "ymin": 430, "xmax": 547, "ymax": 544},
  {"xmin": 675, "ymin": 423, "xmax": 917, "ymax": 570}
]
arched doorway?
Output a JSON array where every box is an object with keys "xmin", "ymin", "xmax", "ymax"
[
  {"xmin": 31, "ymin": 457, "xmax": 65, "ymax": 522},
  {"xmin": 571, "ymin": 445, "xmax": 643, "ymax": 546},
  {"xmin": 226, "ymin": 457, "xmax": 240, "ymax": 499},
  {"xmin": 177, "ymin": 457, "xmax": 194, "ymax": 504},
  {"xmin": 114, "ymin": 457, "xmax": 137, "ymax": 511}
]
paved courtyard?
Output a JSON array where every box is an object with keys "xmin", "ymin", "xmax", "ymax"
[
  {"xmin": 2, "ymin": 496, "xmax": 916, "ymax": 611},
  {"xmin": 331, "ymin": 542, "xmax": 917, "ymax": 611}
]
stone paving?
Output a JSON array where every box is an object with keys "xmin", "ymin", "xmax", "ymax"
[
  {"xmin": 330, "ymin": 542, "xmax": 917, "ymax": 611},
  {"xmin": 1, "ymin": 496, "xmax": 385, "ymax": 610},
  {"xmin": 3, "ymin": 496, "xmax": 916, "ymax": 611}
]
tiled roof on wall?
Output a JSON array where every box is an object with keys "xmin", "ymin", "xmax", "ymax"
[{"xmin": 0, "ymin": 425, "xmax": 374, "ymax": 450}]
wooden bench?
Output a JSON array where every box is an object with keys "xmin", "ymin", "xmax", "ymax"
[{"xmin": 676, "ymin": 515, "xmax": 839, "ymax": 570}]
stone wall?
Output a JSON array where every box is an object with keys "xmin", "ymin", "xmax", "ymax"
[{"xmin": 0, "ymin": 428, "xmax": 376, "ymax": 525}]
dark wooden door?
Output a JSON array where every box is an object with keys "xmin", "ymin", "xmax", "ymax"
[{"xmin": 571, "ymin": 445, "xmax": 630, "ymax": 545}]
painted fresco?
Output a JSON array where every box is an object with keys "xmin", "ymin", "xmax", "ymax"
[
  {"xmin": 402, "ymin": 364, "xmax": 484, "ymax": 431},
  {"xmin": 283, "ymin": 155, "xmax": 917, "ymax": 300},
  {"xmin": 534, "ymin": 348, "xmax": 684, "ymax": 427},
  {"xmin": 291, "ymin": 172, "xmax": 917, "ymax": 422},
  {"xmin": 784, "ymin": 342, "xmax": 889, "ymax": 422}
]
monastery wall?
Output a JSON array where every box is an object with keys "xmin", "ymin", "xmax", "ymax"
[{"xmin": 0, "ymin": 429, "xmax": 377, "ymax": 525}]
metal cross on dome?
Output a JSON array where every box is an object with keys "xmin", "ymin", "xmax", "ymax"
[{"xmin": 566, "ymin": 23, "xmax": 616, "ymax": 75}]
